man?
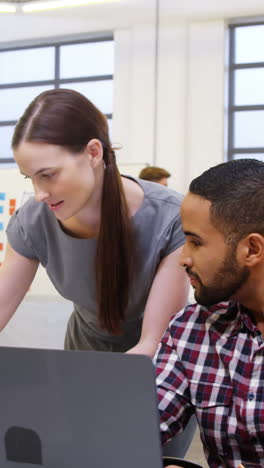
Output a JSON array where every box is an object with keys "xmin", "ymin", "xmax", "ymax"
[
  {"xmin": 154, "ymin": 159, "xmax": 264, "ymax": 468},
  {"xmin": 139, "ymin": 166, "xmax": 171, "ymax": 186}
]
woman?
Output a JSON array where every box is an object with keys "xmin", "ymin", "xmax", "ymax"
[{"xmin": 1, "ymin": 88, "xmax": 189, "ymax": 357}]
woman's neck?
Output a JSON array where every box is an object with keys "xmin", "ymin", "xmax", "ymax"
[
  {"xmin": 121, "ymin": 176, "xmax": 144, "ymax": 217},
  {"xmin": 60, "ymin": 174, "xmax": 144, "ymax": 239},
  {"xmin": 60, "ymin": 164, "xmax": 104, "ymax": 239}
]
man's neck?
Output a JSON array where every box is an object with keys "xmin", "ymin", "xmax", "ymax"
[
  {"xmin": 235, "ymin": 276, "xmax": 264, "ymax": 336},
  {"xmin": 256, "ymin": 321, "xmax": 264, "ymax": 337}
]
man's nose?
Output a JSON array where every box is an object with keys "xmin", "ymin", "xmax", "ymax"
[{"xmin": 179, "ymin": 245, "xmax": 192, "ymax": 268}]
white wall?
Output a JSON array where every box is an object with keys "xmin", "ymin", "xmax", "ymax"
[{"xmin": 0, "ymin": 0, "xmax": 263, "ymax": 309}]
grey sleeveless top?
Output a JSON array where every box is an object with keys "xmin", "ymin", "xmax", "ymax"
[{"xmin": 6, "ymin": 177, "xmax": 184, "ymax": 351}]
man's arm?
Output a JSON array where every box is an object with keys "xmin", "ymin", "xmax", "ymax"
[{"xmin": 154, "ymin": 331, "xmax": 193, "ymax": 445}]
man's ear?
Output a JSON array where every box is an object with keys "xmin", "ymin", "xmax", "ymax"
[
  {"xmin": 238, "ymin": 233, "xmax": 264, "ymax": 267},
  {"xmin": 85, "ymin": 139, "xmax": 103, "ymax": 167}
]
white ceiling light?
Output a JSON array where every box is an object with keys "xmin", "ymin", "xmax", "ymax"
[
  {"xmin": 22, "ymin": 0, "xmax": 120, "ymax": 13},
  {"xmin": 0, "ymin": 2, "xmax": 16, "ymax": 12}
]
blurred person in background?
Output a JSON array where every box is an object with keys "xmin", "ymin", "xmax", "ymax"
[{"xmin": 139, "ymin": 166, "xmax": 171, "ymax": 187}]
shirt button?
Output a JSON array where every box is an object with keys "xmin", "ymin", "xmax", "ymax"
[{"xmin": 248, "ymin": 392, "xmax": 255, "ymax": 401}]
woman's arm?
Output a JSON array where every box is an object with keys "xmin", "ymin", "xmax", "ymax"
[
  {"xmin": 127, "ymin": 246, "xmax": 189, "ymax": 357},
  {"xmin": 0, "ymin": 243, "xmax": 39, "ymax": 330}
]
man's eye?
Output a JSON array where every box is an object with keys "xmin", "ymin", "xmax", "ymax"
[
  {"xmin": 42, "ymin": 173, "xmax": 53, "ymax": 179},
  {"xmin": 190, "ymin": 239, "xmax": 201, "ymax": 247}
]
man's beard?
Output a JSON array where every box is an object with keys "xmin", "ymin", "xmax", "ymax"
[{"xmin": 187, "ymin": 249, "xmax": 250, "ymax": 306}]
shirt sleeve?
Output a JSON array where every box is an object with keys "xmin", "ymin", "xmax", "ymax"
[
  {"xmin": 153, "ymin": 329, "xmax": 193, "ymax": 445},
  {"xmin": 6, "ymin": 208, "xmax": 38, "ymax": 259},
  {"xmin": 159, "ymin": 215, "xmax": 185, "ymax": 259}
]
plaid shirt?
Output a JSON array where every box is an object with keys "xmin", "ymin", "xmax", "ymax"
[{"xmin": 154, "ymin": 301, "xmax": 264, "ymax": 468}]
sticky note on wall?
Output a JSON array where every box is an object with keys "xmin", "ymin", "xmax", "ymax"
[
  {"xmin": 9, "ymin": 199, "xmax": 17, "ymax": 216},
  {"xmin": 0, "ymin": 206, "xmax": 3, "ymax": 214},
  {"xmin": 0, "ymin": 193, "xmax": 6, "ymax": 201},
  {"xmin": 0, "ymin": 222, "xmax": 3, "ymax": 231},
  {"xmin": 9, "ymin": 199, "xmax": 16, "ymax": 207}
]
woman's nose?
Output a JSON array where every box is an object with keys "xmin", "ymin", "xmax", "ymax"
[{"xmin": 34, "ymin": 187, "xmax": 49, "ymax": 203}]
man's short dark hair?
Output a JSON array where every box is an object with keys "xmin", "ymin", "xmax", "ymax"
[
  {"xmin": 139, "ymin": 166, "xmax": 171, "ymax": 182},
  {"xmin": 189, "ymin": 158, "xmax": 264, "ymax": 244}
]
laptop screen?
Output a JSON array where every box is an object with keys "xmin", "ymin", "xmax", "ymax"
[{"xmin": 0, "ymin": 347, "xmax": 162, "ymax": 468}]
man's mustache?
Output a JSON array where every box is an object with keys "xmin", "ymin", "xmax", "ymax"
[{"xmin": 185, "ymin": 267, "xmax": 200, "ymax": 282}]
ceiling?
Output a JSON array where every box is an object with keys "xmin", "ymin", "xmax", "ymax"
[
  {"xmin": 0, "ymin": 0, "xmax": 157, "ymax": 20},
  {"xmin": 1, "ymin": 1, "xmax": 159, "ymax": 30},
  {"xmin": 5, "ymin": 0, "xmax": 33, "ymax": 3},
  {"xmin": 1, "ymin": 0, "xmax": 263, "ymax": 23}
]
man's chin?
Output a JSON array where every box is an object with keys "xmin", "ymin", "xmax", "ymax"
[
  {"xmin": 195, "ymin": 296, "xmax": 218, "ymax": 307},
  {"xmin": 194, "ymin": 289, "xmax": 220, "ymax": 307},
  {"xmin": 194, "ymin": 291, "xmax": 232, "ymax": 307}
]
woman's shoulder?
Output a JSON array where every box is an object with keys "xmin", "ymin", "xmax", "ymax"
[
  {"xmin": 134, "ymin": 176, "xmax": 183, "ymax": 205},
  {"xmin": 123, "ymin": 175, "xmax": 183, "ymax": 210},
  {"xmin": 122, "ymin": 176, "xmax": 185, "ymax": 252},
  {"xmin": 126, "ymin": 176, "xmax": 183, "ymax": 227},
  {"xmin": 14, "ymin": 197, "xmax": 53, "ymax": 227},
  {"xmin": 6, "ymin": 198, "xmax": 55, "ymax": 262}
]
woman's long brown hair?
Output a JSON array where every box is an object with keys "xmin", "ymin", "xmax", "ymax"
[{"xmin": 12, "ymin": 88, "xmax": 134, "ymax": 335}]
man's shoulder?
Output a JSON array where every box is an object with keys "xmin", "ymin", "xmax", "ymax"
[
  {"xmin": 175, "ymin": 301, "xmax": 230, "ymax": 318},
  {"xmin": 168, "ymin": 301, "xmax": 232, "ymax": 337}
]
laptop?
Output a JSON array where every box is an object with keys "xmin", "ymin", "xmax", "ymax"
[{"xmin": 0, "ymin": 347, "xmax": 163, "ymax": 468}]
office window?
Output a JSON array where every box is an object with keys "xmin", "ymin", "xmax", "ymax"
[
  {"xmin": 227, "ymin": 23, "xmax": 264, "ymax": 161},
  {"xmin": 0, "ymin": 36, "xmax": 114, "ymax": 164}
]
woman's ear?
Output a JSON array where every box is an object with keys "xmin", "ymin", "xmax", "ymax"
[
  {"xmin": 85, "ymin": 139, "xmax": 103, "ymax": 167},
  {"xmin": 239, "ymin": 233, "xmax": 264, "ymax": 267}
]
